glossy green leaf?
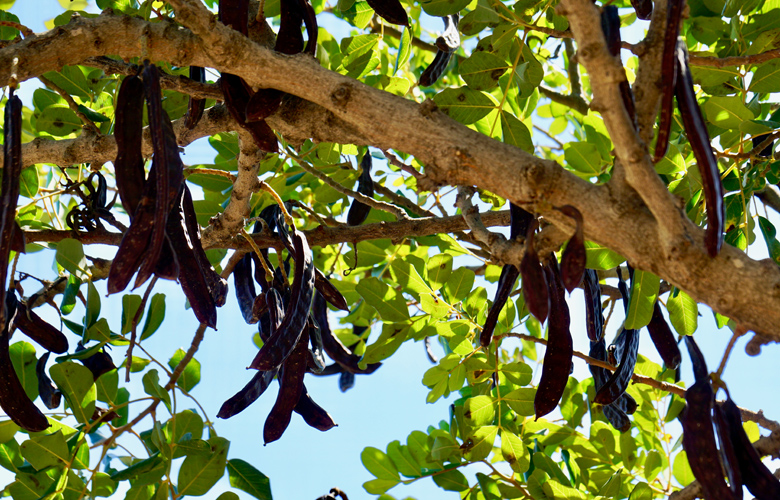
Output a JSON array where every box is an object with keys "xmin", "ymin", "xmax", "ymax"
[
  {"xmin": 460, "ymin": 52, "xmax": 508, "ymax": 91},
  {"xmin": 167, "ymin": 349, "xmax": 201, "ymax": 392},
  {"xmin": 49, "ymin": 361, "xmax": 95, "ymax": 424},
  {"xmin": 36, "ymin": 105, "xmax": 82, "ymax": 136},
  {"xmin": 463, "ymin": 395, "xmax": 496, "ymax": 426},
  {"xmin": 426, "ymin": 254, "xmax": 452, "ymax": 291},
  {"xmin": 356, "ymin": 277, "xmax": 410, "ymax": 322},
  {"xmin": 501, "ymin": 112, "xmax": 534, "ymax": 153},
  {"xmin": 141, "ymin": 293, "xmax": 166, "ymax": 340},
  {"xmin": 624, "ymin": 270, "xmax": 660, "ymax": 329},
  {"xmin": 177, "ymin": 437, "xmax": 229, "ymax": 496},
  {"xmin": 584, "ymin": 241, "xmax": 626, "ymax": 270},
  {"xmin": 9, "ymin": 341, "xmax": 37, "ymax": 401},
  {"xmin": 361, "ymin": 446, "xmax": 399, "ymax": 480},
  {"xmin": 142, "ymin": 369, "xmax": 171, "ymax": 411},
  {"xmin": 666, "ymin": 290, "xmax": 698, "ymax": 336},
  {"xmin": 565, "ymin": 142, "xmax": 602, "ymax": 177},
  {"xmin": 432, "ymin": 469, "xmax": 469, "ymax": 491},
  {"xmin": 56, "ymin": 238, "xmax": 88, "ymax": 279},
  {"xmin": 443, "ymin": 267, "xmax": 475, "ymax": 301},
  {"xmin": 227, "ymin": 459, "xmax": 272, "ymax": 500},
  {"xmin": 501, "ymin": 431, "xmax": 530, "ymax": 474},
  {"xmin": 434, "ymin": 87, "xmax": 495, "ymax": 125},
  {"xmin": 20, "ymin": 431, "xmax": 68, "ymax": 470}
]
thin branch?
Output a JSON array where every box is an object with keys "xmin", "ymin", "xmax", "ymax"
[
  {"xmin": 538, "ymin": 85, "xmax": 589, "ymax": 115},
  {"xmin": 756, "ymin": 186, "xmax": 780, "ymax": 216},
  {"xmin": 689, "ymin": 48, "xmax": 780, "ymax": 68},
  {"xmin": 368, "ymin": 20, "xmax": 437, "ymax": 53},
  {"xmin": 383, "ymin": 150, "xmax": 422, "ymax": 179},
  {"xmin": 456, "ymin": 186, "xmax": 526, "ymax": 266},
  {"xmin": 37, "ymin": 74, "xmax": 100, "ymax": 135}
]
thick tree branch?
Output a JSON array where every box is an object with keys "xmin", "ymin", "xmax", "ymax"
[{"xmin": 1, "ymin": 9, "xmax": 780, "ymax": 344}]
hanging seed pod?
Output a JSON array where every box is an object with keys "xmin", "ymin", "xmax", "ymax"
[
  {"xmin": 630, "ymin": 0, "xmax": 652, "ymax": 20},
  {"xmin": 263, "ymin": 329, "xmax": 310, "ymax": 444},
  {"xmin": 36, "ymin": 352, "xmax": 62, "ymax": 410},
  {"xmin": 184, "ymin": 66, "xmax": 206, "ymax": 130},
  {"xmin": 583, "ymin": 269, "xmax": 604, "ymax": 342},
  {"xmin": 294, "ymin": 386, "xmax": 337, "ymax": 430},
  {"xmin": 217, "ymin": 369, "xmax": 278, "ymax": 419},
  {"xmin": 365, "ymin": 0, "xmax": 408, "ymax": 26},
  {"xmin": 114, "ymin": 74, "xmax": 146, "ymax": 215},
  {"xmin": 653, "ymin": 0, "xmax": 684, "ymax": 162},
  {"xmin": 347, "ymin": 152, "xmax": 374, "ymax": 226},
  {"xmin": 0, "ymin": 90, "xmax": 23, "ymax": 327},
  {"xmin": 235, "ymin": 254, "xmax": 258, "ymax": 324},
  {"xmin": 558, "ymin": 205, "xmax": 585, "ymax": 293},
  {"xmin": 646, "ymin": 300, "xmax": 681, "ymax": 369},
  {"xmin": 520, "ymin": 219, "xmax": 549, "ymax": 323},
  {"xmin": 12, "ymin": 299, "xmax": 69, "ymax": 354},
  {"xmin": 479, "ymin": 264, "xmax": 519, "ymax": 347},
  {"xmin": 594, "ymin": 325, "xmax": 639, "ymax": 405}
]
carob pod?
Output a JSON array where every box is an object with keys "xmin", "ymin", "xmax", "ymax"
[
  {"xmin": 675, "ymin": 42, "xmax": 725, "ymax": 257},
  {"xmin": 347, "ymin": 153, "xmax": 374, "ymax": 226},
  {"xmin": 752, "ymin": 133, "xmax": 774, "ymax": 159},
  {"xmin": 558, "ymin": 205, "xmax": 585, "ymax": 293},
  {"xmin": 276, "ymin": 0, "xmax": 305, "ymax": 55},
  {"xmin": 419, "ymin": 16, "xmax": 459, "ymax": 87},
  {"xmin": 294, "ymin": 385, "xmax": 337, "ymax": 431},
  {"xmin": 246, "ymin": 89, "xmax": 283, "ymax": 123},
  {"xmin": 234, "ymin": 254, "xmax": 258, "ymax": 324},
  {"xmin": 76, "ymin": 343, "xmax": 116, "ymax": 380},
  {"xmin": 314, "ymin": 269, "xmax": 348, "ymax": 311},
  {"xmin": 307, "ymin": 320, "xmax": 327, "ymax": 374},
  {"xmin": 718, "ymin": 397, "xmax": 780, "ymax": 499},
  {"xmin": 0, "ymin": 292, "xmax": 49, "ymax": 431},
  {"xmin": 339, "ymin": 370, "xmax": 355, "ymax": 392},
  {"xmin": 182, "ymin": 186, "xmax": 228, "ymax": 306},
  {"xmin": 221, "ymin": 74, "xmax": 279, "ymax": 153},
  {"xmin": 36, "ymin": 352, "xmax": 62, "ymax": 410},
  {"xmin": 436, "ymin": 14, "xmax": 459, "ymax": 53},
  {"xmin": 0, "ymin": 90, "xmax": 23, "ymax": 327},
  {"xmin": 263, "ymin": 328, "xmax": 310, "ymax": 444},
  {"xmin": 419, "ymin": 50, "xmax": 453, "ymax": 87},
  {"xmin": 114, "ymin": 74, "xmax": 146, "ymax": 215},
  {"xmin": 134, "ymin": 62, "xmax": 185, "ymax": 289},
  {"xmin": 10, "ymin": 220, "xmax": 25, "ymax": 255},
  {"xmin": 685, "ymin": 334, "xmax": 709, "ymax": 383},
  {"xmin": 217, "ymin": 369, "xmax": 278, "ymax": 419},
  {"xmin": 479, "ymin": 263, "xmax": 519, "ymax": 347},
  {"xmin": 251, "ymin": 293, "xmax": 268, "ymax": 324},
  {"xmin": 615, "ymin": 393, "xmax": 638, "ymax": 415},
  {"xmin": 312, "ymin": 292, "xmax": 380, "ymax": 374},
  {"xmin": 653, "ymin": 0, "xmax": 684, "ymax": 162},
  {"xmin": 520, "ymin": 219, "xmax": 549, "ymax": 323},
  {"xmin": 594, "ymin": 324, "xmax": 639, "ymax": 405},
  {"xmin": 167, "ymin": 189, "xmax": 218, "ymax": 328},
  {"xmin": 302, "ymin": 0, "xmax": 318, "ymax": 55},
  {"xmin": 712, "ymin": 402, "xmax": 744, "ymax": 499},
  {"xmin": 645, "ymin": 300, "xmax": 681, "ymax": 369},
  {"xmin": 630, "ymin": 0, "xmax": 652, "ymax": 20},
  {"xmin": 12, "ymin": 299, "xmax": 69, "ymax": 354},
  {"xmin": 583, "ymin": 269, "xmax": 604, "ymax": 342},
  {"xmin": 534, "ymin": 258, "xmax": 573, "ymax": 420},
  {"xmin": 365, "ymin": 0, "xmax": 408, "ymax": 26},
  {"xmin": 601, "ymin": 6, "xmax": 636, "ymax": 126},
  {"xmin": 509, "ymin": 203, "xmax": 533, "ymax": 241},
  {"xmin": 219, "ymin": 0, "xmax": 249, "ymax": 34},
  {"xmin": 258, "ymin": 287, "xmax": 286, "ymax": 343},
  {"xmin": 250, "ymin": 228, "xmax": 315, "ymax": 370},
  {"xmin": 589, "ymin": 338, "xmax": 630, "ymax": 432},
  {"xmin": 184, "ymin": 66, "xmax": 206, "ymax": 130}
]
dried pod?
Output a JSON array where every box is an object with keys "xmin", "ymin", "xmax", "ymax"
[
  {"xmin": 36, "ymin": 352, "xmax": 62, "ymax": 410},
  {"xmin": 217, "ymin": 369, "xmax": 277, "ymax": 419},
  {"xmin": 234, "ymin": 254, "xmax": 258, "ymax": 324},
  {"xmin": 246, "ymin": 89, "xmax": 283, "ymax": 123},
  {"xmin": 263, "ymin": 328, "xmax": 309, "ymax": 444},
  {"xmin": 600, "ymin": 5, "xmax": 621, "ymax": 57},
  {"xmin": 182, "ymin": 186, "xmax": 228, "ymax": 306},
  {"xmin": 630, "ymin": 0, "xmax": 652, "ymax": 20},
  {"xmin": 653, "ymin": 0, "xmax": 684, "ymax": 162},
  {"xmin": 589, "ymin": 337, "xmax": 630, "ymax": 432},
  {"xmin": 594, "ymin": 325, "xmax": 639, "ymax": 405},
  {"xmin": 114, "ymin": 74, "xmax": 146, "ymax": 215},
  {"xmin": 0, "ymin": 91, "xmax": 23, "ymax": 326},
  {"xmin": 509, "ymin": 203, "xmax": 533, "ymax": 241},
  {"xmin": 684, "ymin": 334, "xmax": 709, "ymax": 383},
  {"xmin": 339, "ymin": 371, "xmax": 355, "ymax": 392},
  {"xmin": 12, "ymin": 300, "xmax": 69, "ymax": 354},
  {"xmin": 220, "ymin": 74, "xmax": 279, "ymax": 153},
  {"xmin": 479, "ymin": 264, "xmax": 519, "ymax": 347},
  {"xmin": 76, "ymin": 344, "xmax": 116, "ymax": 380},
  {"xmin": 294, "ymin": 386, "xmax": 337, "ymax": 430},
  {"xmin": 312, "ymin": 292, "xmax": 380, "ymax": 374},
  {"xmin": 558, "ymin": 205, "xmax": 585, "ymax": 293},
  {"xmin": 752, "ymin": 133, "xmax": 774, "ymax": 158},
  {"xmin": 314, "ymin": 270, "xmax": 349, "ymax": 311},
  {"xmin": 347, "ymin": 153, "xmax": 374, "ymax": 226},
  {"xmin": 0, "ymin": 292, "xmax": 49, "ymax": 432},
  {"xmin": 365, "ymin": 0, "xmax": 408, "ymax": 26},
  {"xmin": 184, "ymin": 66, "xmax": 206, "ymax": 130},
  {"xmin": 646, "ymin": 300, "xmax": 681, "ymax": 369},
  {"xmin": 718, "ymin": 397, "xmax": 780, "ymax": 499},
  {"xmin": 10, "ymin": 220, "xmax": 25, "ymax": 255},
  {"xmin": 712, "ymin": 403, "xmax": 744, "ymax": 499},
  {"xmin": 419, "ymin": 49, "xmax": 452, "ymax": 87},
  {"xmin": 435, "ymin": 15, "xmax": 459, "ymax": 53},
  {"xmin": 520, "ymin": 220, "xmax": 549, "ymax": 323},
  {"xmin": 534, "ymin": 259, "xmax": 573, "ymax": 419},
  {"xmin": 583, "ymin": 269, "xmax": 604, "ymax": 342},
  {"xmin": 219, "ymin": 0, "xmax": 249, "ymax": 34},
  {"xmin": 308, "ymin": 320, "xmax": 327, "ymax": 374},
  {"xmin": 675, "ymin": 43, "xmax": 725, "ymax": 257},
  {"xmin": 302, "ymin": 0, "xmax": 318, "ymax": 55}
]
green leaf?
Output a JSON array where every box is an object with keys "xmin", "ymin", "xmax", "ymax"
[
  {"xmin": 49, "ymin": 361, "xmax": 96, "ymax": 424},
  {"xmin": 36, "ymin": 105, "xmax": 82, "ymax": 136},
  {"xmin": 356, "ymin": 277, "xmax": 410, "ymax": 322},
  {"xmin": 443, "ymin": 267, "xmax": 475, "ymax": 301},
  {"xmin": 419, "ymin": 0, "xmax": 470, "ymax": 15},
  {"xmin": 463, "ymin": 395, "xmax": 496, "ymax": 426},
  {"xmin": 20, "ymin": 431, "xmax": 69, "ymax": 470},
  {"xmin": 141, "ymin": 293, "xmax": 166, "ymax": 340},
  {"xmin": 390, "ymin": 258, "xmax": 432, "ymax": 299},
  {"xmin": 60, "ymin": 275, "xmax": 81, "ymax": 315},
  {"xmin": 394, "ymin": 26, "xmax": 411, "ymax": 73},
  {"xmin": 503, "ymin": 388, "xmax": 536, "ymax": 416},
  {"xmin": 750, "ymin": 59, "xmax": 780, "ymax": 93},
  {"xmin": 56, "ymin": 238, "xmax": 88, "ymax": 279},
  {"xmin": 758, "ymin": 216, "xmax": 780, "ymax": 265},
  {"xmin": 121, "ymin": 294, "xmax": 143, "ymax": 335},
  {"xmin": 110, "ymin": 454, "xmax": 165, "ymax": 482},
  {"xmin": 86, "ymin": 280, "xmax": 101, "ymax": 328},
  {"xmin": 142, "ymin": 369, "xmax": 172, "ymax": 412},
  {"xmin": 666, "ymin": 290, "xmax": 698, "ymax": 336},
  {"xmin": 177, "ymin": 437, "xmax": 229, "ymax": 496},
  {"xmin": 96, "ymin": 369, "xmax": 118, "ymax": 404},
  {"xmin": 629, "ymin": 482, "xmax": 653, "ymax": 500},
  {"xmin": 501, "ymin": 112, "xmax": 534, "ymax": 153},
  {"xmin": 19, "ymin": 167, "xmax": 38, "ymax": 198},
  {"xmin": 361, "ymin": 447, "xmax": 399, "ymax": 481},
  {"xmin": 643, "ymin": 450, "xmax": 663, "ymax": 482},
  {"xmin": 386, "ymin": 440, "xmax": 421, "ymax": 478},
  {"xmin": 0, "ymin": 439, "xmax": 22, "ymax": 473},
  {"xmin": 227, "ymin": 459, "xmax": 272, "ymax": 500},
  {"xmin": 584, "ymin": 241, "xmax": 626, "ymax": 270},
  {"xmin": 167, "ymin": 349, "xmax": 201, "ymax": 392},
  {"xmin": 432, "ymin": 469, "xmax": 469, "ymax": 491},
  {"xmin": 463, "ymin": 425, "xmax": 497, "ymax": 460},
  {"xmin": 9, "ymin": 342, "xmax": 37, "ymax": 401},
  {"xmin": 0, "ymin": 11, "xmax": 20, "ymax": 40},
  {"xmin": 434, "ymin": 87, "xmax": 496, "ymax": 125},
  {"xmin": 476, "ymin": 472, "xmax": 501, "ymax": 500},
  {"xmin": 460, "ymin": 52, "xmax": 509, "ymax": 91},
  {"xmin": 0, "ymin": 420, "xmax": 20, "ymax": 444},
  {"xmin": 42, "ymin": 66, "xmax": 91, "ymax": 100},
  {"xmin": 672, "ymin": 451, "xmax": 695, "ymax": 487},
  {"xmin": 624, "ymin": 270, "xmax": 660, "ymax": 329},
  {"xmin": 501, "ymin": 431, "xmax": 530, "ymax": 473},
  {"xmin": 564, "ymin": 142, "xmax": 602, "ymax": 177},
  {"xmin": 703, "ymin": 96, "xmax": 754, "ymax": 129},
  {"xmin": 363, "ymin": 478, "xmax": 400, "ymax": 495},
  {"xmin": 426, "ymin": 254, "xmax": 452, "ymax": 291},
  {"xmin": 192, "ymin": 200, "xmax": 224, "ymax": 227}
]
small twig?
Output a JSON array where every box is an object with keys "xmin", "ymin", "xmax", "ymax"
[
  {"xmin": 0, "ymin": 20, "xmax": 33, "ymax": 38},
  {"xmin": 183, "ymin": 167, "xmax": 237, "ymax": 182},
  {"xmin": 257, "ymin": 180, "xmax": 295, "ymax": 227},
  {"xmin": 383, "ymin": 150, "xmax": 422, "ymax": 179},
  {"xmin": 288, "ymin": 199, "xmax": 336, "ymax": 227},
  {"xmin": 165, "ymin": 322, "xmax": 208, "ymax": 391},
  {"xmin": 240, "ymin": 228, "xmax": 273, "ymax": 282},
  {"xmin": 125, "ymin": 276, "xmax": 158, "ymax": 383},
  {"xmin": 37, "ymin": 75, "xmax": 101, "ymax": 135},
  {"xmin": 455, "ymin": 186, "xmax": 525, "ymax": 266},
  {"xmin": 715, "ymin": 325, "xmax": 747, "ymax": 379}
]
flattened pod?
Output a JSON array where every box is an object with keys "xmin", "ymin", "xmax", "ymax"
[
  {"xmin": 583, "ymin": 269, "xmax": 604, "ymax": 342},
  {"xmin": 10, "ymin": 220, "xmax": 25, "ymax": 254},
  {"xmin": 302, "ymin": 0, "xmax": 318, "ymax": 55},
  {"xmin": 719, "ymin": 398, "xmax": 780, "ymax": 499},
  {"xmin": 219, "ymin": 0, "xmax": 249, "ymax": 34},
  {"xmin": 479, "ymin": 263, "xmax": 519, "ymax": 347},
  {"xmin": 246, "ymin": 89, "xmax": 283, "ymax": 123},
  {"xmin": 217, "ymin": 369, "xmax": 277, "ymax": 419},
  {"xmin": 520, "ymin": 220, "xmax": 549, "ymax": 323},
  {"xmin": 600, "ymin": 5, "xmax": 621, "ymax": 57},
  {"xmin": 0, "ymin": 293, "xmax": 49, "ymax": 432},
  {"xmin": 680, "ymin": 380, "xmax": 738, "ymax": 500},
  {"xmin": 365, "ymin": 0, "xmax": 408, "ymax": 26},
  {"xmin": 684, "ymin": 334, "xmax": 709, "ymax": 383},
  {"xmin": 347, "ymin": 153, "xmax": 374, "ymax": 226},
  {"xmin": 234, "ymin": 254, "xmax": 258, "ymax": 324},
  {"xmin": 182, "ymin": 186, "xmax": 228, "ymax": 306},
  {"xmin": 436, "ymin": 15, "xmax": 459, "ymax": 53},
  {"xmin": 220, "ymin": 74, "xmax": 279, "ymax": 153},
  {"xmin": 0, "ymin": 92, "xmax": 23, "ymax": 326},
  {"xmin": 509, "ymin": 203, "xmax": 533, "ymax": 241},
  {"xmin": 312, "ymin": 292, "xmax": 380, "ymax": 374},
  {"xmin": 263, "ymin": 329, "xmax": 309, "ymax": 444},
  {"xmin": 77, "ymin": 346, "xmax": 116, "ymax": 380},
  {"xmin": 36, "ymin": 352, "xmax": 62, "ymax": 410},
  {"xmin": 558, "ymin": 205, "xmax": 585, "ymax": 293},
  {"xmin": 593, "ymin": 326, "xmax": 639, "ymax": 405},
  {"xmin": 646, "ymin": 300, "xmax": 681, "ymax": 369},
  {"xmin": 712, "ymin": 402, "xmax": 744, "ymax": 499},
  {"xmin": 534, "ymin": 259, "xmax": 573, "ymax": 419},
  {"xmin": 339, "ymin": 371, "xmax": 355, "ymax": 392},
  {"xmin": 276, "ymin": 0, "xmax": 305, "ymax": 55},
  {"xmin": 114, "ymin": 75, "xmax": 146, "ymax": 215},
  {"xmin": 13, "ymin": 300, "xmax": 69, "ymax": 354},
  {"xmin": 419, "ymin": 49, "xmax": 452, "ymax": 87},
  {"xmin": 630, "ymin": 0, "xmax": 652, "ymax": 20},
  {"xmin": 675, "ymin": 43, "xmax": 725, "ymax": 257},
  {"xmin": 314, "ymin": 269, "xmax": 348, "ymax": 311},
  {"xmin": 294, "ymin": 386, "xmax": 337, "ymax": 431},
  {"xmin": 653, "ymin": 0, "xmax": 684, "ymax": 162},
  {"xmin": 602, "ymin": 404, "xmax": 630, "ymax": 432},
  {"xmin": 184, "ymin": 66, "xmax": 206, "ymax": 130}
]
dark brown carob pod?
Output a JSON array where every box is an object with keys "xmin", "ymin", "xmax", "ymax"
[
  {"xmin": 534, "ymin": 258, "xmax": 573, "ymax": 420},
  {"xmin": 76, "ymin": 343, "xmax": 116, "ymax": 380},
  {"xmin": 314, "ymin": 269, "xmax": 348, "ymax": 311},
  {"xmin": 0, "ymin": 293, "xmax": 49, "ymax": 432},
  {"xmin": 221, "ymin": 74, "xmax": 279, "ymax": 152},
  {"xmin": 436, "ymin": 14, "xmax": 459, "ymax": 53},
  {"xmin": 308, "ymin": 320, "xmax": 327, "ymax": 374},
  {"xmin": 9, "ymin": 220, "xmax": 25, "ymax": 255},
  {"xmin": 365, "ymin": 0, "xmax": 408, "ymax": 26},
  {"xmin": 12, "ymin": 299, "xmax": 69, "ymax": 354},
  {"xmin": 520, "ymin": 219, "xmax": 549, "ymax": 323},
  {"xmin": 234, "ymin": 254, "xmax": 258, "ymax": 324},
  {"xmin": 675, "ymin": 43, "xmax": 725, "ymax": 257},
  {"xmin": 114, "ymin": 74, "xmax": 146, "ymax": 215},
  {"xmin": 347, "ymin": 153, "xmax": 374, "ymax": 226},
  {"xmin": 263, "ymin": 329, "xmax": 310, "ymax": 444},
  {"xmin": 419, "ymin": 50, "xmax": 452, "ymax": 87},
  {"xmin": 600, "ymin": 6, "xmax": 636, "ymax": 126},
  {"xmin": 684, "ymin": 334, "xmax": 709, "ymax": 383},
  {"xmin": 509, "ymin": 203, "xmax": 533, "ymax": 241},
  {"xmin": 276, "ymin": 0, "xmax": 306, "ymax": 55},
  {"xmin": 712, "ymin": 402, "xmax": 744, "ymax": 499},
  {"xmin": 594, "ymin": 325, "xmax": 639, "ymax": 405},
  {"xmin": 0, "ymin": 90, "xmax": 23, "ymax": 327},
  {"xmin": 630, "ymin": 0, "xmax": 652, "ymax": 20},
  {"xmin": 250, "ymin": 228, "xmax": 315, "ymax": 370},
  {"xmin": 184, "ymin": 66, "xmax": 206, "ymax": 130},
  {"xmin": 302, "ymin": 0, "xmax": 318, "ymax": 55},
  {"xmin": 583, "ymin": 269, "xmax": 604, "ymax": 342},
  {"xmin": 339, "ymin": 370, "xmax": 355, "ymax": 392},
  {"xmin": 246, "ymin": 89, "xmax": 283, "ymax": 123},
  {"xmin": 217, "ymin": 369, "xmax": 278, "ymax": 419},
  {"xmin": 653, "ymin": 0, "xmax": 684, "ymax": 162},
  {"xmin": 589, "ymin": 337, "xmax": 630, "ymax": 432},
  {"xmin": 558, "ymin": 205, "xmax": 585, "ymax": 293},
  {"xmin": 480, "ymin": 264, "xmax": 519, "ymax": 347},
  {"xmin": 219, "ymin": 0, "xmax": 249, "ymax": 34},
  {"xmin": 36, "ymin": 352, "xmax": 62, "ymax": 410},
  {"xmin": 312, "ymin": 292, "xmax": 380, "ymax": 374},
  {"xmin": 718, "ymin": 397, "xmax": 780, "ymax": 499},
  {"xmin": 294, "ymin": 386, "xmax": 337, "ymax": 431},
  {"xmin": 646, "ymin": 300, "xmax": 681, "ymax": 369}
]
